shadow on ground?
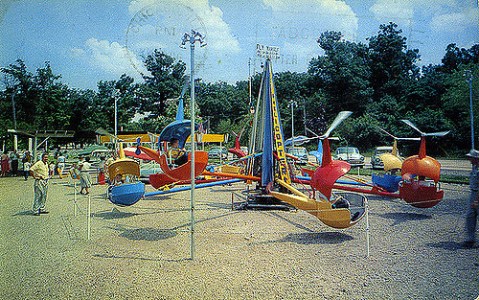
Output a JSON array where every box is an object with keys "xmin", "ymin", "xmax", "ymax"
[
  {"xmin": 270, "ymin": 231, "xmax": 354, "ymax": 245},
  {"xmin": 94, "ymin": 209, "xmax": 138, "ymax": 219},
  {"xmin": 427, "ymin": 241, "xmax": 478, "ymax": 251},
  {"xmin": 118, "ymin": 227, "xmax": 178, "ymax": 241},
  {"xmin": 13, "ymin": 210, "xmax": 36, "ymax": 217},
  {"xmin": 92, "ymin": 252, "xmax": 188, "ymax": 262},
  {"xmin": 378, "ymin": 212, "xmax": 432, "ymax": 226},
  {"xmin": 209, "ymin": 186, "xmax": 245, "ymax": 193},
  {"xmin": 204, "ymin": 202, "xmax": 232, "ymax": 209}
]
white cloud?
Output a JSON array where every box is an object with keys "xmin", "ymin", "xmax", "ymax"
[
  {"xmin": 370, "ymin": 0, "xmax": 465, "ymax": 28},
  {"xmin": 282, "ymin": 41, "xmax": 317, "ymax": 58},
  {"xmin": 127, "ymin": 0, "xmax": 240, "ymax": 53},
  {"xmin": 82, "ymin": 38, "xmax": 149, "ymax": 81},
  {"xmin": 370, "ymin": 0, "xmax": 414, "ymax": 26},
  {"xmin": 431, "ymin": 8, "xmax": 479, "ymax": 33},
  {"xmin": 262, "ymin": 0, "xmax": 359, "ymax": 41},
  {"xmin": 70, "ymin": 47, "xmax": 86, "ymax": 58},
  {"xmin": 197, "ymin": 5, "xmax": 241, "ymax": 52}
]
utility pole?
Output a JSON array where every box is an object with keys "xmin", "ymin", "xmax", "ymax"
[
  {"xmin": 465, "ymin": 70, "xmax": 474, "ymax": 150},
  {"xmin": 180, "ymin": 29, "xmax": 206, "ymax": 261},
  {"xmin": 11, "ymin": 88, "xmax": 18, "ymax": 150},
  {"xmin": 302, "ymin": 98, "xmax": 307, "ymax": 136},
  {"xmin": 113, "ymin": 89, "xmax": 120, "ymax": 138},
  {"xmin": 290, "ymin": 100, "xmax": 297, "ymax": 149}
]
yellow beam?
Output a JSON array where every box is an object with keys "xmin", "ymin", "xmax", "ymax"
[{"xmin": 186, "ymin": 134, "xmax": 226, "ymax": 143}]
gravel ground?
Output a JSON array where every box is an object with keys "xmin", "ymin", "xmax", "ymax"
[{"xmin": 0, "ymin": 176, "xmax": 478, "ymax": 300}]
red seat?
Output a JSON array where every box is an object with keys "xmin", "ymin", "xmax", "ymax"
[{"xmin": 399, "ymin": 181, "xmax": 443, "ymax": 208}]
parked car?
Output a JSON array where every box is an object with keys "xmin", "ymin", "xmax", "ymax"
[
  {"xmin": 208, "ymin": 146, "xmax": 228, "ymax": 159},
  {"xmin": 334, "ymin": 146, "xmax": 365, "ymax": 167},
  {"xmin": 286, "ymin": 146, "xmax": 309, "ymax": 164},
  {"xmin": 371, "ymin": 146, "xmax": 401, "ymax": 169}
]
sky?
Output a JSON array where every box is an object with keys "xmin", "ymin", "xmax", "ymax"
[{"xmin": 0, "ymin": 0, "xmax": 478, "ymax": 91}]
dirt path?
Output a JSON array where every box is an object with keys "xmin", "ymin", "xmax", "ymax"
[{"xmin": 0, "ymin": 176, "xmax": 477, "ymax": 299}]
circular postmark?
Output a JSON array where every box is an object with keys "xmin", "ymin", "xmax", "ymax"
[{"xmin": 125, "ymin": 1, "xmax": 208, "ymax": 77}]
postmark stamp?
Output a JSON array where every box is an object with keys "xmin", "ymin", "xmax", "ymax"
[{"xmin": 125, "ymin": 1, "xmax": 208, "ymax": 77}]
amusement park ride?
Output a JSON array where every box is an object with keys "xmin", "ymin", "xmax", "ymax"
[
  {"xmin": 104, "ymin": 57, "xmax": 450, "ymax": 230},
  {"xmin": 397, "ymin": 120, "xmax": 450, "ymax": 208}
]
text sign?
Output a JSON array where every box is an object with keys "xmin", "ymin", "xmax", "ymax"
[{"xmin": 256, "ymin": 44, "xmax": 280, "ymax": 59}]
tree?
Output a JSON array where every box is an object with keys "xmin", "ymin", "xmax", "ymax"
[
  {"xmin": 441, "ymin": 65, "xmax": 479, "ymax": 150},
  {"xmin": 32, "ymin": 62, "xmax": 70, "ymax": 129},
  {"xmin": 309, "ymin": 31, "xmax": 372, "ymax": 118},
  {"xmin": 1, "ymin": 59, "xmax": 36, "ymax": 130},
  {"xmin": 142, "ymin": 50, "xmax": 186, "ymax": 117},
  {"xmin": 441, "ymin": 43, "xmax": 479, "ymax": 73},
  {"xmin": 196, "ymin": 80, "xmax": 249, "ymax": 133},
  {"xmin": 335, "ymin": 114, "xmax": 381, "ymax": 150},
  {"xmin": 367, "ymin": 22, "xmax": 420, "ymax": 102}
]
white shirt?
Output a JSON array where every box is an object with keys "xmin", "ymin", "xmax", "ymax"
[{"xmin": 30, "ymin": 160, "xmax": 49, "ymax": 179}]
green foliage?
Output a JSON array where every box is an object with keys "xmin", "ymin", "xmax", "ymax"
[
  {"xmin": 367, "ymin": 22, "xmax": 420, "ymax": 101},
  {"xmin": 142, "ymin": 49, "xmax": 186, "ymax": 116},
  {"xmin": 196, "ymin": 80, "xmax": 249, "ymax": 133},
  {"xmin": 0, "ymin": 23, "xmax": 478, "ymax": 156},
  {"xmin": 441, "ymin": 44, "xmax": 479, "ymax": 73},
  {"xmin": 309, "ymin": 31, "xmax": 372, "ymax": 117},
  {"xmin": 335, "ymin": 114, "xmax": 381, "ymax": 150},
  {"xmin": 440, "ymin": 65, "xmax": 479, "ymax": 149}
]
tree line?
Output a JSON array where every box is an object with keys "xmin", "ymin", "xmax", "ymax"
[{"xmin": 1, "ymin": 22, "xmax": 478, "ymax": 156}]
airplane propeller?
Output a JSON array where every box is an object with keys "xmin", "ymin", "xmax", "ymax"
[
  {"xmin": 377, "ymin": 127, "xmax": 421, "ymax": 141},
  {"xmin": 401, "ymin": 120, "xmax": 450, "ymax": 137},
  {"xmin": 321, "ymin": 111, "xmax": 352, "ymax": 139},
  {"xmin": 292, "ymin": 111, "xmax": 352, "ymax": 145}
]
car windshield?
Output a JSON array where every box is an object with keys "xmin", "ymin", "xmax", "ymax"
[
  {"xmin": 375, "ymin": 149, "xmax": 392, "ymax": 155},
  {"xmin": 209, "ymin": 147, "xmax": 226, "ymax": 153},
  {"xmin": 288, "ymin": 147, "xmax": 307, "ymax": 156},
  {"xmin": 337, "ymin": 147, "xmax": 359, "ymax": 154}
]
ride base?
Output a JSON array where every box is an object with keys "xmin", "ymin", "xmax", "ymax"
[{"xmin": 235, "ymin": 188, "xmax": 295, "ymax": 211}]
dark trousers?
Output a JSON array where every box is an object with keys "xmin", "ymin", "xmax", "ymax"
[{"xmin": 11, "ymin": 160, "xmax": 18, "ymax": 176}]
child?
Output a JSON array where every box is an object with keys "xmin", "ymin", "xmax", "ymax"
[
  {"xmin": 23, "ymin": 160, "xmax": 31, "ymax": 181},
  {"xmin": 49, "ymin": 162, "xmax": 56, "ymax": 177},
  {"xmin": 112, "ymin": 173, "xmax": 124, "ymax": 186}
]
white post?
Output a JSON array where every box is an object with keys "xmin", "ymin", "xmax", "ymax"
[
  {"xmin": 465, "ymin": 70, "xmax": 475, "ymax": 150},
  {"xmin": 189, "ymin": 34, "xmax": 196, "ymax": 260},
  {"xmin": 11, "ymin": 91, "xmax": 18, "ymax": 151},
  {"xmin": 365, "ymin": 197, "xmax": 370, "ymax": 258},
  {"xmin": 219, "ymin": 141, "xmax": 223, "ymax": 165},
  {"xmin": 13, "ymin": 135, "xmax": 18, "ymax": 152},
  {"xmin": 74, "ymin": 181, "xmax": 77, "ymax": 217},
  {"xmin": 114, "ymin": 93, "xmax": 118, "ymax": 137},
  {"xmin": 87, "ymin": 194, "xmax": 91, "ymax": 240},
  {"xmin": 181, "ymin": 29, "xmax": 206, "ymax": 260},
  {"xmin": 290, "ymin": 100, "xmax": 295, "ymax": 150}
]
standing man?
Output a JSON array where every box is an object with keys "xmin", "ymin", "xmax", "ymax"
[
  {"xmin": 463, "ymin": 149, "xmax": 479, "ymax": 248},
  {"xmin": 10, "ymin": 150, "xmax": 19, "ymax": 176},
  {"xmin": 29, "ymin": 153, "xmax": 50, "ymax": 216}
]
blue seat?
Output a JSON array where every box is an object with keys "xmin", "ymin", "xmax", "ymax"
[{"xmin": 109, "ymin": 182, "xmax": 145, "ymax": 206}]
